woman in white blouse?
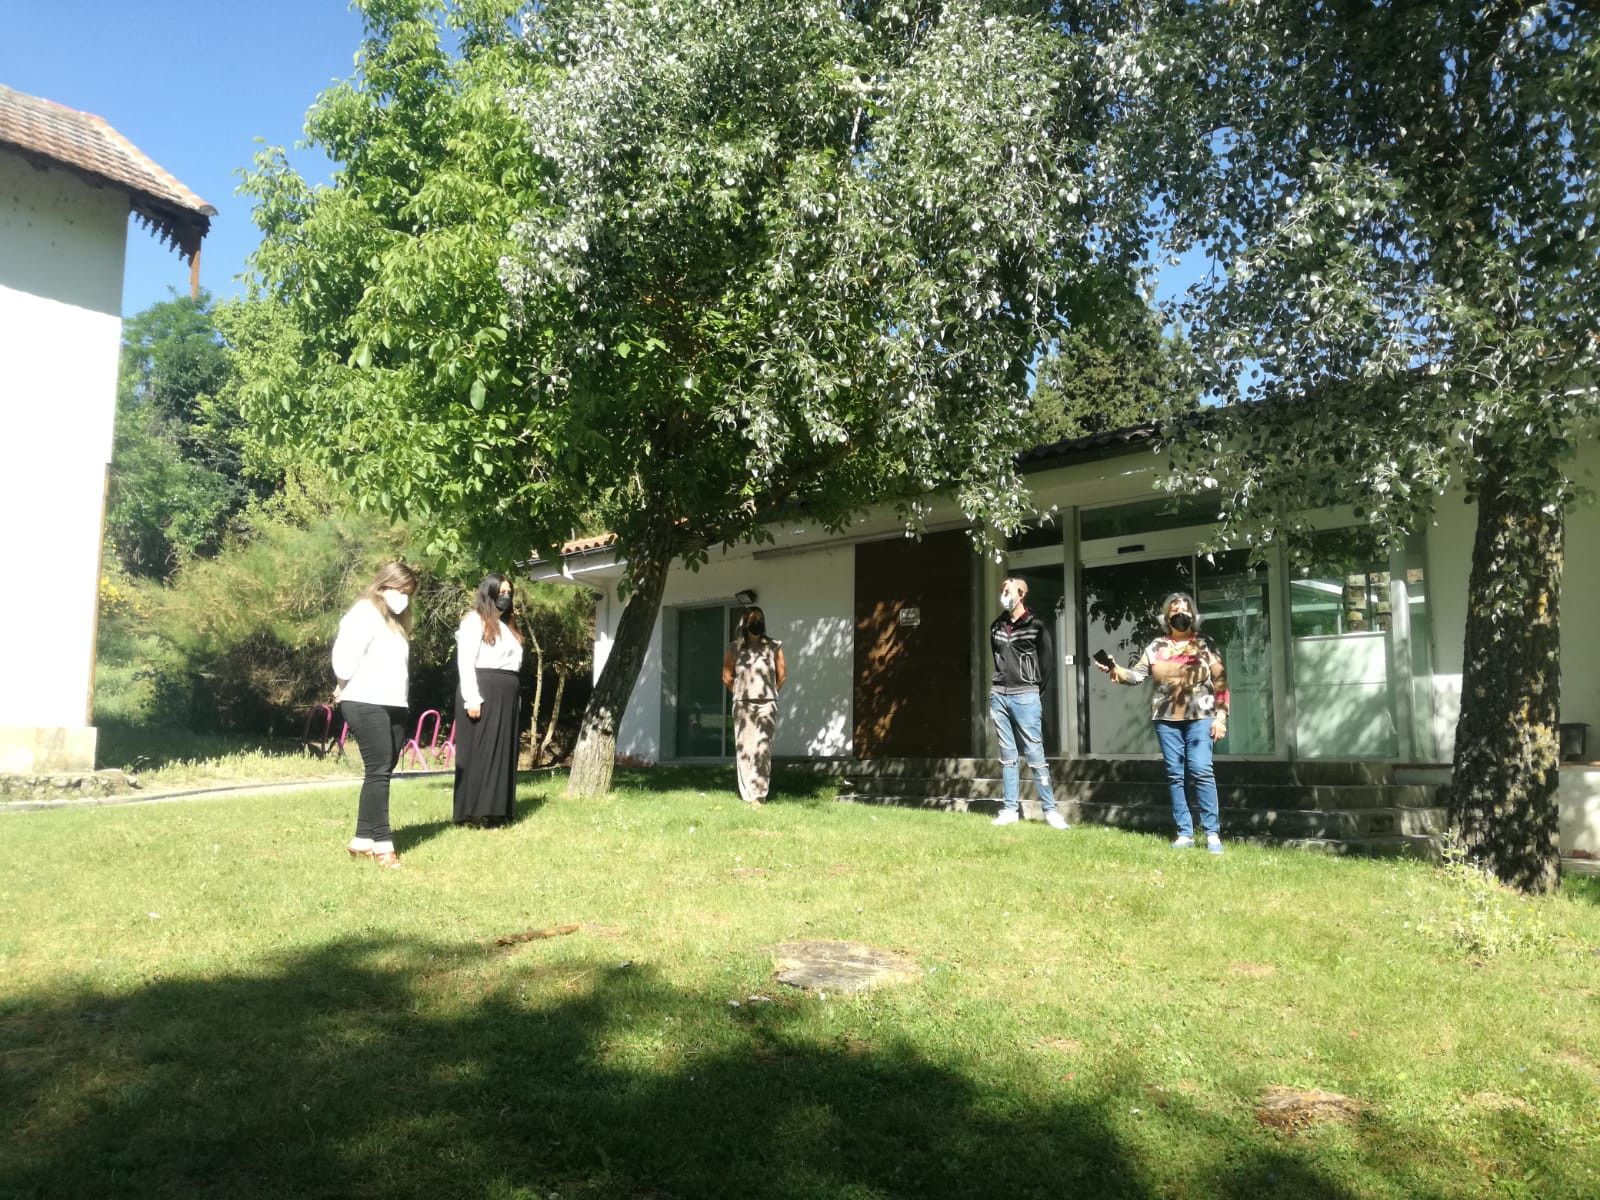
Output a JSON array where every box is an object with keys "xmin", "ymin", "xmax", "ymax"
[
  {"xmin": 332, "ymin": 561, "xmax": 419, "ymax": 868},
  {"xmin": 453, "ymin": 573, "xmax": 525, "ymax": 826}
]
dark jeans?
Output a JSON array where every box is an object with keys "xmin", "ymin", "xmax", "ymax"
[
  {"xmin": 1153, "ymin": 718, "xmax": 1220, "ymax": 838},
  {"xmin": 342, "ymin": 701, "xmax": 407, "ymax": 842}
]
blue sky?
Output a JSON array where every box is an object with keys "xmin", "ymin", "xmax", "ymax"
[{"xmin": 3, "ymin": 1, "xmax": 367, "ymax": 317}]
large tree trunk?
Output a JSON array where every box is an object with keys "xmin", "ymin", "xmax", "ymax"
[
  {"xmin": 567, "ymin": 515, "xmax": 676, "ymax": 797},
  {"xmin": 1448, "ymin": 451, "xmax": 1564, "ymax": 894}
]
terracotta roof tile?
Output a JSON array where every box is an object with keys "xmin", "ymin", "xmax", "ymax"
[
  {"xmin": 559, "ymin": 532, "xmax": 618, "ymax": 555},
  {"xmin": 0, "ymin": 84, "xmax": 214, "ymax": 261}
]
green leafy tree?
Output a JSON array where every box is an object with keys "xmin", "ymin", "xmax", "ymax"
[
  {"xmin": 243, "ymin": 0, "xmax": 1126, "ymax": 796},
  {"xmin": 1029, "ymin": 305, "xmax": 1196, "ymax": 442},
  {"xmin": 108, "ymin": 293, "xmax": 258, "ymax": 577},
  {"xmin": 1115, "ymin": 0, "xmax": 1599, "ymax": 890}
]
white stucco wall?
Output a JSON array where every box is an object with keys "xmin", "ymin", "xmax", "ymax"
[
  {"xmin": 0, "ymin": 148, "xmax": 128, "ymax": 767},
  {"xmin": 594, "ymin": 542, "xmax": 857, "ymax": 762}
]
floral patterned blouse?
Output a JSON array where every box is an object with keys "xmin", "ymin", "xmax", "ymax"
[{"xmin": 1114, "ymin": 636, "xmax": 1229, "ymax": 723}]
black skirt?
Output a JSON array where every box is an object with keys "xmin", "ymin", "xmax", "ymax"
[{"xmin": 453, "ymin": 668, "xmax": 521, "ymax": 823}]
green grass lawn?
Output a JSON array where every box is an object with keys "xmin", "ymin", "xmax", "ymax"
[
  {"xmin": 3, "ymin": 768, "xmax": 1598, "ymax": 1199},
  {"xmin": 90, "ymin": 721, "xmax": 366, "ymax": 792}
]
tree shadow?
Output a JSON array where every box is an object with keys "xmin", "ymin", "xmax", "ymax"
[
  {"xmin": 0, "ymin": 934, "xmax": 1484, "ymax": 1200},
  {"xmin": 1561, "ymin": 870, "xmax": 1600, "ymax": 905},
  {"xmin": 608, "ymin": 764, "xmax": 838, "ymax": 806}
]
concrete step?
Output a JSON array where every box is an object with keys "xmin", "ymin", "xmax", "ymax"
[
  {"xmin": 788, "ymin": 756, "xmax": 1423, "ymax": 788},
  {"xmin": 1254, "ymin": 835, "xmax": 1444, "ymax": 861},
  {"xmin": 834, "ymin": 776, "xmax": 1442, "ymax": 811},
  {"xmin": 1068, "ymin": 801, "xmax": 1449, "ymax": 840},
  {"xmin": 837, "ymin": 790, "xmax": 1449, "ymax": 859}
]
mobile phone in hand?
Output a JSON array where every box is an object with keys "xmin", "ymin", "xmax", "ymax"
[{"xmin": 1092, "ymin": 649, "xmax": 1115, "ymax": 669}]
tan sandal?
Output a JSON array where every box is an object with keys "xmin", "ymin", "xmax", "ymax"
[
  {"xmin": 347, "ymin": 846, "xmax": 374, "ymax": 860},
  {"xmin": 371, "ymin": 851, "xmax": 403, "ymax": 869}
]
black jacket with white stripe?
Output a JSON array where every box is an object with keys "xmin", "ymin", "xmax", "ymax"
[{"xmin": 990, "ymin": 609, "xmax": 1053, "ymax": 696}]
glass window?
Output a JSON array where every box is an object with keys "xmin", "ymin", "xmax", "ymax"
[
  {"xmin": 1005, "ymin": 521, "xmax": 1064, "ymax": 552},
  {"xmin": 1080, "ymin": 494, "xmax": 1223, "ymax": 542},
  {"xmin": 675, "ymin": 605, "xmax": 733, "ymax": 757},
  {"xmin": 1080, "ymin": 550, "xmax": 1273, "ymax": 755},
  {"xmin": 1288, "ymin": 529, "xmax": 1401, "ymax": 758}
]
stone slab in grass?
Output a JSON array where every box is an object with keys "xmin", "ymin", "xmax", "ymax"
[
  {"xmin": 1255, "ymin": 1086, "xmax": 1365, "ymax": 1133},
  {"xmin": 772, "ymin": 940, "xmax": 920, "ymax": 994}
]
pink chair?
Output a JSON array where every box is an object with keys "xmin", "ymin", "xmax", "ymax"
[
  {"xmin": 433, "ymin": 720, "xmax": 457, "ymax": 769},
  {"xmin": 398, "ymin": 709, "xmax": 442, "ymax": 772},
  {"xmin": 302, "ymin": 704, "xmax": 337, "ymax": 756}
]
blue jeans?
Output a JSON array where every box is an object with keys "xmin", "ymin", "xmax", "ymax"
[
  {"xmin": 991, "ymin": 691, "xmax": 1057, "ymax": 814},
  {"xmin": 1153, "ymin": 719, "xmax": 1220, "ymax": 837}
]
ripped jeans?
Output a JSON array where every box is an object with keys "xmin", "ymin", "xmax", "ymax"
[{"xmin": 990, "ymin": 690, "xmax": 1058, "ymax": 814}]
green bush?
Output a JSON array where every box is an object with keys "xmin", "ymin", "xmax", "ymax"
[{"xmin": 96, "ymin": 504, "xmax": 594, "ymax": 751}]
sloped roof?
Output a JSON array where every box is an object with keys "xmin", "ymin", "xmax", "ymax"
[
  {"xmin": 560, "ymin": 532, "xmax": 619, "ymax": 555},
  {"xmin": 1016, "ymin": 421, "xmax": 1161, "ymax": 470},
  {"xmin": 0, "ymin": 84, "xmax": 214, "ymax": 262},
  {"xmin": 544, "ymin": 425, "xmax": 1164, "ymax": 562}
]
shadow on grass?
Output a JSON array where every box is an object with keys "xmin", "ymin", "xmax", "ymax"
[
  {"xmin": 609, "ymin": 765, "xmax": 839, "ymax": 806},
  {"xmin": 390, "ymin": 778, "xmax": 556, "ymax": 853},
  {"xmin": 1562, "ymin": 870, "xmax": 1600, "ymax": 905},
  {"xmin": 0, "ymin": 935, "xmax": 1419, "ymax": 1200},
  {"xmin": 95, "ymin": 719, "xmax": 327, "ymax": 773}
]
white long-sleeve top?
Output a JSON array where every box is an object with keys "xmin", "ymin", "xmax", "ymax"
[
  {"xmin": 456, "ymin": 611, "xmax": 525, "ymax": 708},
  {"xmin": 331, "ymin": 600, "xmax": 410, "ymax": 707}
]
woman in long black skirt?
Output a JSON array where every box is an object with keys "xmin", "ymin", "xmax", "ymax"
[{"xmin": 453, "ymin": 573, "xmax": 525, "ymax": 826}]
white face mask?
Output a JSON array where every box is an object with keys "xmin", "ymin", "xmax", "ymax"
[
  {"xmin": 382, "ymin": 589, "xmax": 410, "ymax": 615},
  {"xmin": 1000, "ymin": 590, "xmax": 1015, "ymax": 613}
]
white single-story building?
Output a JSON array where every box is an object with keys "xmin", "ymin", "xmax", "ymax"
[
  {"xmin": 0, "ymin": 85, "xmax": 213, "ymax": 774},
  {"xmin": 537, "ymin": 419, "xmax": 1600, "ymax": 855}
]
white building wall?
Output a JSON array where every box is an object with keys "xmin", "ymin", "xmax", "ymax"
[
  {"xmin": 597, "ymin": 542, "xmax": 856, "ymax": 763},
  {"xmin": 0, "ymin": 148, "xmax": 128, "ymax": 771}
]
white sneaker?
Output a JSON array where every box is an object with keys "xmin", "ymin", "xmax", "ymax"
[
  {"xmin": 992, "ymin": 809, "xmax": 1021, "ymax": 826},
  {"xmin": 1045, "ymin": 810, "xmax": 1069, "ymax": 830}
]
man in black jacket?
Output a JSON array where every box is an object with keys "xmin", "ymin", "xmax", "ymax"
[{"xmin": 989, "ymin": 576, "xmax": 1066, "ymax": 829}]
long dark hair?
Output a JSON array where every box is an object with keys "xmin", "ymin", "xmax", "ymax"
[{"xmin": 472, "ymin": 572, "xmax": 523, "ymax": 646}]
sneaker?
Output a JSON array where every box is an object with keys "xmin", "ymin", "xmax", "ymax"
[
  {"xmin": 992, "ymin": 809, "xmax": 1021, "ymax": 826},
  {"xmin": 1045, "ymin": 810, "xmax": 1069, "ymax": 830},
  {"xmin": 1206, "ymin": 834, "xmax": 1224, "ymax": 856},
  {"xmin": 1171, "ymin": 835, "xmax": 1195, "ymax": 850}
]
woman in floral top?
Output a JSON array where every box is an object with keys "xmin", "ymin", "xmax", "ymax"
[{"xmin": 1093, "ymin": 592, "xmax": 1229, "ymax": 853}]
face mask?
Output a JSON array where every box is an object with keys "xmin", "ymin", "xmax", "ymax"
[
  {"xmin": 1000, "ymin": 592, "xmax": 1015, "ymax": 613},
  {"xmin": 383, "ymin": 589, "xmax": 410, "ymax": 616},
  {"xmin": 747, "ymin": 618, "xmax": 766, "ymax": 637},
  {"xmin": 494, "ymin": 592, "xmax": 513, "ymax": 615},
  {"xmin": 1169, "ymin": 611, "xmax": 1193, "ymax": 632}
]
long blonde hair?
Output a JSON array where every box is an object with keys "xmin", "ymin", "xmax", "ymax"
[{"xmin": 359, "ymin": 561, "xmax": 420, "ymax": 637}]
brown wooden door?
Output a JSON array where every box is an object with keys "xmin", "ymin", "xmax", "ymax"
[{"xmin": 853, "ymin": 529, "xmax": 974, "ymax": 757}]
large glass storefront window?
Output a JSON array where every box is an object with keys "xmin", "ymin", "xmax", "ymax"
[
  {"xmin": 1082, "ymin": 550, "xmax": 1274, "ymax": 755},
  {"xmin": 1287, "ymin": 530, "xmax": 1433, "ymax": 758}
]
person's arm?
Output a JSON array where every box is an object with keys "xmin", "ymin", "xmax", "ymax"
[
  {"xmin": 1035, "ymin": 616, "xmax": 1052, "ymax": 694},
  {"xmin": 1112, "ymin": 643, "xmax": 1152, "ymax": 685},
  {"xmin": 722, "ymin": 645, "xmax": 736, "ymax": 692},
  {"xmin": 1209, "ymin": 641, "xmax": 1229, "ymax": 741},
  {"xmin": 774, "ymin": 645, "xmax": 788, "ymax": 691},
  {"xmin": 457, "ymin": 613, "xmax": 484, "ymax": 718},
  {"xmin": 330, "ymin": 605, "xmax": 375, "ymax": 698}
]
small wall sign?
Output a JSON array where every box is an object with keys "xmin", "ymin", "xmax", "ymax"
[{"xmin": 898, "ymin": 606, "xmax": 922, "ymax": 628}]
